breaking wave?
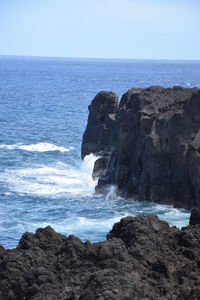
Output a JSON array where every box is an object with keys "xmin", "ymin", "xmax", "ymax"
[
  {"xmin": 0, "ymin": 142, "xmax": 73, "ymax": 153},
  {"xmin": 0, "ymin": 154, "xmax": 97, "ymax": 197}
]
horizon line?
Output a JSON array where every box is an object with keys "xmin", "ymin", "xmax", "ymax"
[{"xmin": 0, "ymin": 54, "xmax": 200, "ymax": 62}]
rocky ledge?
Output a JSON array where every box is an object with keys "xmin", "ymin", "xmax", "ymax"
[
  {"xmin": 0, "ymin": 210, "xmax": 200, "ymax": 299},
  {"xmin": 82, "ymin": 86, "xmax": 200, "ymax": 209}
]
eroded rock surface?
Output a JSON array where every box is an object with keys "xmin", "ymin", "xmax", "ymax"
[
  {"xmin": 81, "ymin": 91, "xmax": 118, "ymax": 159},
  {"xmin": 82, "ymin": 86, "xmax": 200, "ymax": 209},
  {"xmin": 0, "ymin": 210, "xmax": 200, "ymax": 299}
]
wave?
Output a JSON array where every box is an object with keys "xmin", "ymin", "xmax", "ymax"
[
  {"xmin": 13, "ymin": 214, "xmax": 128, "ymax": 243},
  {"xmin": 0, "ymin": 142, "xmax": 73, "ymax": 153},
  {"xmin": 12, "ymin": 205, "xmax": 189, "ymax": 245},
  {"xmin": 0, "ymin": 154, "xmax": 97, "ymax": 197}
]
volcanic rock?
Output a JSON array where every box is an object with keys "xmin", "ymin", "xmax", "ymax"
[
  {"xmin": 82, "ymin": 86, "xmax": 200, "ymax": 209},
  {"xmin": 81, "ymin": 91, "xmax": 118, "ymax": 159},
  {"xmin": 0, "ymin": 214, "xmax": 200, "ymax": 299}
]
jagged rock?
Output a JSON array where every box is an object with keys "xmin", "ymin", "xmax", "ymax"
[
  {"xmin": 82, "ymin": 86, "xmax": 200, "ymax": 209},
  {"xmin": 0, "ymin": 214, "xmax": 200, "ymax": 299},
  {"xmin": 81, "ymin": 91, "xmax": 118, "ymax": 159}
]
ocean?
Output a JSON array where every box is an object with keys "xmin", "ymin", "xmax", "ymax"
[{"xmin": 0, "ymin": 55, "xmax": 200, "ymax": 248}]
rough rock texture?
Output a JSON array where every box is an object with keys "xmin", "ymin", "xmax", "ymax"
[
  {"xmin": 82, "ymin": 86, "xmax": 200, "ymax": 209},
  {"xmin": 81, "ymin": 91, "xmax": 118, "ymax": 159},
  {"xmin": 0, "ymin": 210, "xmax": 200, "ymax": 299}
]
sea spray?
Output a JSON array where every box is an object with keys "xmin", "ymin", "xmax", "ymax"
[
  {"xmin": 0, "ymin": 154, "xmax": 98, "ymax": 197},
  {"xmin": 106, "ymin": 185, "xmax": 117, "ymax": 201},
  {"xmin": 0, "ymin": 142, "xmax": 190, "ymax": 249}
]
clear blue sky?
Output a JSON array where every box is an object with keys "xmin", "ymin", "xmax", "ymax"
[{"xmin": 0, "ymin": 0, "xmax": 199, "ymax": 60}]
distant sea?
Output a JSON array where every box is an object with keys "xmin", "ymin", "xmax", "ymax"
[{"xmin": 0, "ymin": 55, "xmax": 200, "ymax": 248}]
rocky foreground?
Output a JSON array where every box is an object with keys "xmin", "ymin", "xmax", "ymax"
[
  {"xmin": 0, "ymin": 209, "xmax": 200, "ymax": 299},
  {"xmin": 82, "ymin": 86, "xmax": 200, "ymax": 209}
]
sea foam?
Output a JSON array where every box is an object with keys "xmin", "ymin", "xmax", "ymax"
[
  {"xmin": 15, "ymin": 214, "xmax": 128, "ymax": 243},
  {"xmin": 0, "ymin": 142, "xmax": 73, "ymax": 153},
  {"xmin": 0, "ymin": 154, "xmax": 97, "ymax": 197}
]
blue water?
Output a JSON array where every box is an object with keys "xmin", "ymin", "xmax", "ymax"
[{"xmin": 1, "ymin": 56, "xmax": 200, "ymax": 248}]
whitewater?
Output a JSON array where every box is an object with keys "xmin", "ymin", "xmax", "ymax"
[
  {"xmin": 1, "ymin": 56, "xmax": 199, "ymax": 248},
  {"xmin": 0, "ymin": 141, "xmax": 190, "ymax": 248},
  {"xmin": 0, "ymin": 142, "xmax": 73, "ymax": 153}
]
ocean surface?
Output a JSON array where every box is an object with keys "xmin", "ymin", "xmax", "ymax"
[{"xmin": 0, "ymin": 55, "xmax": 200, "ymax": 248}]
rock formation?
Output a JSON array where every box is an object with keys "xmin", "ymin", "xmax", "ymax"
[
  {"xmin": 81, "ymin": 91, "xmax": 118, "ymax": 159},
  {"xmin": 82, "ymin": 86, "xmax": 200, "ymax": 209},
  {"xmin": 0, "ymin": 209, "xmax": 200, "ymax": 299}
]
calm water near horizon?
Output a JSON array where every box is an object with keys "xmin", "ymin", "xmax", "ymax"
[{"xmin": 0, "ymin": 55, "xmax": 200, "ymax": 248}]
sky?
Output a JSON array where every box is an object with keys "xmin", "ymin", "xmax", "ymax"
[{"xmin": 0, "ymin": 0, "xmax": 200, "ymax": 60}]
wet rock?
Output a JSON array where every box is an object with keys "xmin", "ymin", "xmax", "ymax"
[
  {"xmin": 0, "ymin": 213, "xmax": 200, "ymax": 299},
  {"xmin": 92, "ymin": 153, "xmax": 110, "ymax": 179}
]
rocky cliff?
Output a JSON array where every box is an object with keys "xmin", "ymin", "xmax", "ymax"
[
  {"xmin": 82, "ymin": 87, "xmax": 200, "ymax": 209},
  {"xmin": 0, "ymin": 210, "xmax": 200, "ymax": 299}
]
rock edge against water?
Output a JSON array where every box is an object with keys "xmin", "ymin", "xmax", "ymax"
[
  {"xmin": 0, "ymin": 209, "xmax": 200, "ymax": 299},
  {"xmin": 82, "ymin": 86, "xmax": 200, "ymax": 209}
]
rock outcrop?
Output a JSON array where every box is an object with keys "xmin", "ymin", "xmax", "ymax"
[
  {"xmin": 0, "ymin": 210, "xmax": 200, "ymax": 299},
  {"xmin": 81, "ymin": 91, "xmax": 118, "ymax": 159},
  {"xmin": 82, "ymin": 86, "xmax": 200, "ymax": 209}
]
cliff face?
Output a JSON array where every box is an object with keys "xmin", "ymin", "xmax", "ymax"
[
  {"xmin": 82, "ymin": 86, "xmax": 200, "ymax": 209},
  {"xmin": 0, "ymin": 210, "xmax": 200, "ymax": 299},
  {"xmin": 81, "ymin": 91, "xmax": 118, "ymax": 159}
]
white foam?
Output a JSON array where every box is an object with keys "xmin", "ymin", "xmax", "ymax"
[
  {"xmin": 79, "ymin": 217, "xmax": 92, "ymax": 225},
  {"xmin": 64, "ymin": 215, "xmax": 126, "ymax": 235},
  {"xmin": 4, "ymin": 192, "xmax": 12, "ymax": 196},
  {"xmin": 0, "ymin": 142, "xmax": 73, "ymax": 153},
  {"xmin": 0, "ymin": 154, "xmax": 97, "ymax": 197},
  {"xmin": 17, "ymin": 213, "xmax": 128, "ymax": 242}
]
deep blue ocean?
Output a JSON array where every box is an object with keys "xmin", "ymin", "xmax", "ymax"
[{"xmin": 0, "ymin": 56, "xmax": 200, "ymax": 248}]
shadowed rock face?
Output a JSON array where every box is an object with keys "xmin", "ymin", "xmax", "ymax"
[
  {"xmin": 0, "ymin": 209, "xmax": 200, "ymax": 299},
  {"xmin": 81, "ymin": 91, "xmax": 118, "ymax": 159},
  {"xmin": 82, "ymin": 86, "xmax": 200, "ymax": 209},
  {"xmin": 190, "ymin": 207, "xmax": 200, "ymax": 225}
]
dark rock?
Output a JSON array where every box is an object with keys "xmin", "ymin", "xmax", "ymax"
[
  {"xmin": 92, "ymin": 152, "xmax": 111, "ymax": 179},
  {"xmin": 0, "ymin": 214, "xmax": 200, "ymax": 299},
  {"xmin": 82, "ymin": 86, "xmax": 200, "ymax": 209},
  {"xmin": 190, "ymin": 208, "xmax": 200, "ymax": 225},
  {"xmin": 81, "ymin": 91, "xmax": 118, "ymax": 159}
]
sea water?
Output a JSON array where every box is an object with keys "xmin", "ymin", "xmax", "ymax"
[{"xmin": 0, "ymin": 55, "xmax": 200, "ymax": 248}]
